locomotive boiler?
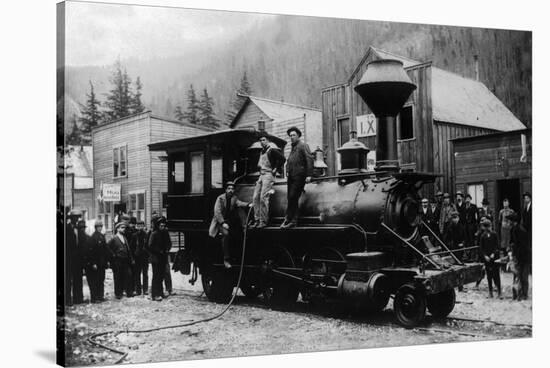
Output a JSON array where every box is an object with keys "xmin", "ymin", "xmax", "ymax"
[{"xmin": 149, "ymin": 59, "xmax": 483, "ymax": 327}]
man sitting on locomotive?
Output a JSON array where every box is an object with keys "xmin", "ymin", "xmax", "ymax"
[
  {"xmin": 250, "ymin": 132, "xmax": 285, "ymax": 229},
  {"xmin": 281, "ymin": 126, "xmax": 313, "ymax": 229},
  {"xmin": 209, "ymin": 181, "xmax": 250, "ymax": 269}
]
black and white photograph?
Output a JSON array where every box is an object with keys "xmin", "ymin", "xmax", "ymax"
[{"xmin": 9, "ymin": 0, "xmax": 545, "ymax": 366}]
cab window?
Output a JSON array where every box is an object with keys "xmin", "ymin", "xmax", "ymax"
[{"xmin": 190, "ymin": 151, "xmax": 204, "ymax": 194}]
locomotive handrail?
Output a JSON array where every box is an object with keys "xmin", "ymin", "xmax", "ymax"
[
  {"xmin": 420, "ymin": 220, "xmax": 464, "ymax": 265},
  {"xmin": 380, "ymin": 222, "xmax": 442, "ymax": 270}
]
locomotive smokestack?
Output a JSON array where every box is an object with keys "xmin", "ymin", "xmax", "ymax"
[{"xmin": 354, "ymin": 59, "xmax": 416, "ymax": 172}]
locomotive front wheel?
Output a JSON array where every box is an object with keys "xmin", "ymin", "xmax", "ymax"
[
  {"xmin": 262, "ymin": 246, "xmax": 299, "ymax": 306},
  {"xmin": 240, "ymin": 281, "xmax": 262, "ymax": 299},
  {"xmin": 393, "ymin": 284, "xmax": 427, "ymax": 328},
  {"xmin": 427, "ymin": 288, "xmax": 456, "ymax": 319},
  {"xmin": 201, "ymin": 269, "xmax": 234, "ymax": 304}
]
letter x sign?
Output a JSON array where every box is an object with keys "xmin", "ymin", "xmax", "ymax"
[{"xmin": 357, "ymin": 114, "xmax": 377, "ymax": 137}]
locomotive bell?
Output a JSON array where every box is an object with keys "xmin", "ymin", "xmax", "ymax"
[
  {"xmin": 354, "ymin": 59, "xmax": 416, "ymax": 172},
  {"xmin": 313, "ymin": 146, "xmax": 328, "ymax": 177}
]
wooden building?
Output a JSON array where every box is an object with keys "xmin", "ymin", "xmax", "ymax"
[
  {"xmin": 322, "ymin": 47, "xmax": 526, "ymax": 197},
  {"xmin": 59, "ymin": 145, "xmax": 94, "ymax": 219},
  {"xmin": 92, "ymin": 111, "xmax": 211, "ymax": 232},
  {"xmin": 230, "ymin": 94, "xmax": 322, "ymax": 156},
  {"xmin": 451, "ymin": 130, "xmax": 531, "ymax": 210}
]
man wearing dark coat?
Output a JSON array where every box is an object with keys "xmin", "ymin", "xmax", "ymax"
[
  {"xmin": 108, "ymin": 221, "xmax": 135, "ymax": 299},
  {"xmin": 131, "ymin": 220, "xmax": 149, "ymax": 295},
  {"xmin": 508, "ymin": 213, "xmax": 530, "ymax": 301},
  {"xmin": 479, "ymin": 219, "xmax": 501, "ymax": 298},
  {"xmin": 520, "ymin": 192, "xmax": 532, "ymax": 268},
  {"xmin": 65, "ymin": 211, "xmax": 82, "ymax": 305},
  {"xmin": 208, "ymin": 182, "xmax": 249, "ymax": 269},
  {"xmin": 462, "ymin": 194, "xmax": 478, "ymax": 260},
  {"xmin": 73, "ymin": 219, "xmax": 88, "ymax": 304},
  {"xmin": 281, "ymin": 126, "xmax": 313, "ymax": 229},
  {"xmin": 83, "ymin": 220, "xmax": 108, "ymax": 302},
  {"xmin": 444, "ymin": 211, "xmax": 465, "ymax": 252},
  {"xmin": 147, "ymin": 216, "xmax": 172, "ymax": 301},
  {"xmin": 419, "ymin": 198, "xmax": 437, "ymax": 236}
]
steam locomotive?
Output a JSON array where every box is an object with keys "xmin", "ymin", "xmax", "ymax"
[{"xmin": 149, "ymin": 59, "xmax": 483, "ymax": 327}]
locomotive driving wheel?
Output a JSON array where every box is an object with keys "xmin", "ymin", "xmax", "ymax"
[
  {"xmin": 427, "ymin": 288, "xmax": 456, "ymax": 319},
  {"xmin": 393, "ymin": 283, "xmax": 427, "ymax": 328},
  {"xmin": 201, "ymin": 267, "xmax": 234, "ymax": 304},
  {"xmin": 261, "ymin": 245, "xmax": 299, "ymax": 306}
]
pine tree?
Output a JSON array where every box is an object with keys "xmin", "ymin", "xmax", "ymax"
[
  {"xmin": 181, "ymin": 84, "xmax": 199, "ymax": 125},
  {"xmin": 225, "ymin": 71, "xmax": 252, "ymax": 124},
  {"xmin": 66, "ymin": 114, "xmax": 81, "ymax": 145},
  {"xmin": 198, "ymin": 88, "xmax": 220, "ymax": 130},
  {"xmin": 130, "ymin": 76, "xmax": 145, "ymax": 114},
  {"xmin": 174, "ymin": 105, "xmax": 184, "ymax": 121},
  {"xmin": 104, "ymin": 60, "xmax": 133, "ymax": 121},
  {"xmin": 78, "ymin": 81, "xmax": 101, "ymax": 143}
]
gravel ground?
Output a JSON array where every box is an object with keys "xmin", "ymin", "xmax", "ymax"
[{"xmin": 61, "ymin": 265, "xmax": 532, "ymax": 366}]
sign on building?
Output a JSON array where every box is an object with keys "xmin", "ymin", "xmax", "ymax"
[
  {"xmin": 357, "ymin": 114, "xmax": 376, "ymax": 137},
  {"xmin": 101, "ymin": 183, "xmax": 121, "ymax": 202}
]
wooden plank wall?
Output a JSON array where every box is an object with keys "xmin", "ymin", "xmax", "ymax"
[
  {"xmin": 321, "ymin": 84, "xmax": 349, "ymax": 175},
  {"xmin": 433, "ymin": 122, "xmax": 495, "ymax": 195},
  {"xmin": 232, "ymin": 101, "xmax": 268, "ymax": 129}
]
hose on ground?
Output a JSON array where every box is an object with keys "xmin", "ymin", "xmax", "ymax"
[{"xmin": 87, "ymin": 206, "xmax": 254, "ymax": 364}]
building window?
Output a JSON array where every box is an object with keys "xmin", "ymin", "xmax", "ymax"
[
  {"xmin": 113, "ymin": 145, "xmax": 127, "ymax": 178},
  {"xmin": 468, "ymin": 183, "xmax": 484, "ymax": 207},
  {"xmin": 190, "ymin": 151, "xmax": 204, "ymax": 194},
  {"xmin": 211, "ymin": 152, "xmax": 223, "ymax": 189},
  {"xmin": 398, "ymin": 105, "xmax": 414, "ymax": 140},
  {"xmin": 97, "ymin": 201, "xmax": 112, "ymax": 231},
  {"xmin": 161, "ymin": 192, "xmax": 168, "ymax": 217},
  {"xmin": 128, "ymin": 192, "xmax": 146, "ymax": 222},
  {"xmin": 174, "ymin": 161, "xmax": 185, "ymax": 182}
]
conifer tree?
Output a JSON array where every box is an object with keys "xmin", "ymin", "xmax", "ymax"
[
  {"xmin": 181, "ymin": 84, "xmax": 199, "ymax": 125},
  {"xmin": 225, "ymin": 71, "xmax": 252, "ymax": 124},
  {"xmin": 198, "ymin": 88, "xmax": 220, "ymax": 129},
  {"xmin": 66, "ymin": 115, "xmax": 81, "ymax": 145},
  {"xmin": 130, "ymin": 76, "xmax": 145, "ymax": 114},
  {"xmin": 174, "ymin": 105, "xmax": 184, "ymax": 121},
  {"xmin": 78, "ymin": 81, "xmax": 101, "ymax": 143},
  {"xmin": 104, "ymin": 60, "xmax": 133, "ymax": 121}
]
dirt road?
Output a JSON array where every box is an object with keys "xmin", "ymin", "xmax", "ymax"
[{"xmin": 61, "ymin": 267, "xmax": 531, "ymax": 366}]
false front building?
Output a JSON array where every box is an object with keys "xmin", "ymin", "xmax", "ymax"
[
  {"xmin": 92, "ymin": 111, "xmax": 212, "ymax": 232},
  {"xmin": 321, "ymin": 46, "xmax": 526, "ymax": 202}
]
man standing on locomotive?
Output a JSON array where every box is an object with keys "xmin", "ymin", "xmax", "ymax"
[
  {"xmin": 209, "ymin": 181, "xmax": 250, "ymax": 269},
  {"xmin": 281, "ymin": 126, "xmax": 313, "ymax": 229},
  {"xmin": 250, "ymin": 132, "xmax": 285, "ymax": 229}
]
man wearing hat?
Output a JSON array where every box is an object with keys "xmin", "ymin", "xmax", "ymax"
[
  {"xmin": 432, "ymin": 191, "xmax": 443, "ymax": 232},
  {"xmin": 208, "ymin": 181, "xmax": 249, "ymax": 269},
  {"xmin": 443, "ymin": 210, "xmax": 465, "ymax": 251},
  {"xmin": 419, "ymin": 197, "xmax": 437, "ymax": 235},
  {"xmin": 507, "ymin": 213, "xmax": 530, "ymax": 300},
  {"xmin": 281, "ymin": 126, "xmax": 313, "ymax": 229},
  {"xmin": 250, "ymin": 132, "xmax": 285, "ymax": 229},
  {"xmin": 479, "ymin": 218, "xmax": 501, "ymax": 298},
  {"xmin": 462, "ymin": 194, "xmax": 478, "ymax": 260},
  {"xmin": 65, "ymin": 210, "xmax": 82, "ymax": 305},
  {"xmin": 498, "ymin": 198, "xmax": 516, "ymax": 253},
  {"xmin": 478, "ymin": 198, "xmax": 495, "ymax": 229},
  {"xmin": 148, "ymin": 216, "xmax": 173, "ymax": 300},
  {"xmin": 438, "ymin": 193, "xmax": 456, "ymax": 236},
  {"xmin": 131, "ymin": 220, "xmax": 149, "ymax": 295},
  {"xmin": 83, "ymin": 220, "xmax": 108, "ymax": 302},
  {"xmin": 108, "ymin": 221, "xmax": 135, "ymax": 299},
  {"xmin": 70, "ymin": 217, "xmax": 87, "ymax": 304}
]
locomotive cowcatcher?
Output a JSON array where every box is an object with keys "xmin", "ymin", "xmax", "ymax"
[{"xmin": 149, "ymin": 59, "xmax": 483, "ymax": 327}]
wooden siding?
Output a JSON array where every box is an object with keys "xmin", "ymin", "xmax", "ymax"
[
  {"xmin": 232, "ymin": 101, "xmax": 270, "ymax": 129},
  {"xmin": 434, "ymin": 122, "xmax": 495, "ymax": 195},
  {"xmin": 452, "ymin": 131, "xmax": 531, "ymax": 210},
  {"xmin": 73, "ymin": 189, "xmax": 93, "ymax": 220},
  {"xmin": 92, "ymin": 112, "xmax": 209, "ymax": 229},
  {"xmin": 321, "ymin": 84, "xmax": 349, "ymax": 175}
]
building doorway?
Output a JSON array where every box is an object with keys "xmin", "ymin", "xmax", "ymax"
[{"xmin": 496, "ymin": 179, "xmax": 521, "ymax": 214}]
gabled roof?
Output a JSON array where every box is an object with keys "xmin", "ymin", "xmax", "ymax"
[
  {"xmin": 230, "ymin": 95, "xmax": 321, "ymax": 128},
  {"xmin": 431, "ymin": 67, "xmax": 525, "ymax": 131},
  {"xmin": 350, "ymin": 46, "xmax": 525, "ymax": 132},
  {"xmin": 61, "ymin": 145, "xmax": 94, "ymax": 189}
]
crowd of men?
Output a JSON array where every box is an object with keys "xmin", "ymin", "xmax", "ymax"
[
  {"xmin": 63, "ymin": 211, "xmax": 175, "ymax": 305},
  {"xmin": 419, "ymin": 191, "xmax": 532, "ymax": 300}
]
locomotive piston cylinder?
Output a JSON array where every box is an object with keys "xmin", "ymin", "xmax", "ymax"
[{"xmin": 354, "ymin": 59, "xmax": 417, "ymax": 172}]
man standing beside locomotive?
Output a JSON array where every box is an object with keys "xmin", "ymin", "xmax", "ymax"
[
  {"xmin": 250, "ymin": 132, "xmax": 285, "ymax": 229},
  {"xmin": 281, "ymin": 126, "xmax": 313, "ymax": 229},
  {"xmin": 438, "ymin": 193, "xmax": 456, "ymax": 236},
  {"xmin": 147, "ymin": 216, "xmax": 172, "ymax": 301},
  {"xmin": 108, "ymin": 221, "xmax": 135, "ymax": 299},
  {"xmin": 209, "ymin": 181, "xmax": 250, "ymax": 269}
]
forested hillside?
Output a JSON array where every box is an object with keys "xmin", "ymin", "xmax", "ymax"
[{"xmin": 62, "ymin": 14, "xmax": 531, "ymax": 138}]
